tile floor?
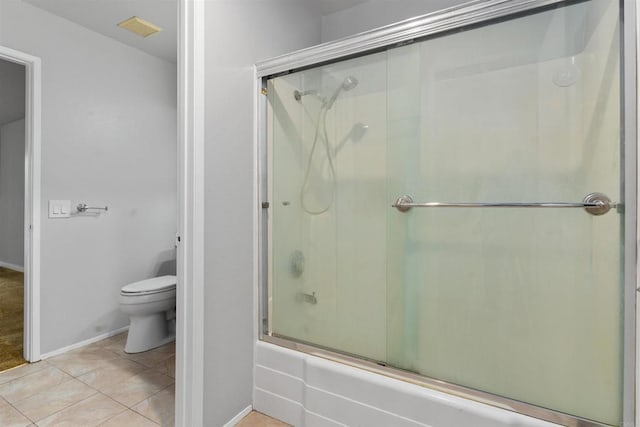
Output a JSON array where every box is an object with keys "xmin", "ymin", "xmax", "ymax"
[
  {"xmin": 0, "ymin": 333, "xmax": 288, "ymax": 427},
  {"xmin": 237, "ymin": 411, "xmax": 290, "ymax": 427},
  {"xmin": 0, "ymin": 333, "xmax": 175, "ymax": 426}
]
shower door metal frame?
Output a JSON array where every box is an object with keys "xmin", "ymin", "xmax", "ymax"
[{"xmin": 255, "ymin": 0, "xmax": 638, "ymax": 426}]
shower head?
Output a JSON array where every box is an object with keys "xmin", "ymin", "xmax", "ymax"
[{"xmin": 325, "ymin": 76, "xmax": 358, "ymax": 110}]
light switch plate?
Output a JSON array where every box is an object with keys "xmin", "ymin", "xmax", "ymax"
[{"xmin": 49, "ymin": 200, "xmax": 71, "ymax": 218}]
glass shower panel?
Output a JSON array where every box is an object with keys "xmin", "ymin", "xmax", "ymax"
[
  {"xmin": 267, "ymin": 0, "xmax": 623, "ymax": 424},
  {"xmin": 386, "ymin": 0, "xmax": 622, "ymax": 425},
  {"xmin": 269, "ymin": 53, "xmax": 389, "ymax": 361}
]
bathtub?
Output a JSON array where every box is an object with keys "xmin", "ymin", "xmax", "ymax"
[{"xmin": 253, "ymin": 341, "xmax": 559, "ymax": 427}]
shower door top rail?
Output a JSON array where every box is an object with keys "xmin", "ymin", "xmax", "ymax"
[
  {"xmin": 255, "ymin": 0, "xmax": 568, "ymax": 78},
  {"xmin": 392, "ymin": 193, "xmax": 617, "ymax": 216}
]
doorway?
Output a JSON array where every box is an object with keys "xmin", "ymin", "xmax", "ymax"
[
  {"xmin": 0, "ymin": 46, "xmax": 42, "ymax": 367},
  {"xmin": 0, "ymin": 58, "xmax": 26, "ymax": 369}
]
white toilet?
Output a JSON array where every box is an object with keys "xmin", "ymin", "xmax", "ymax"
[{"xmin": 119, "ymin": 275, "xmax": 176, "ymax": 353}]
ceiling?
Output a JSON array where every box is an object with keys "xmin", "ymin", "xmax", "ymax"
[
  {"xmin": 23, "ymin": 0, "xmax": 178, "ymax": 63},
  {"xmin": 22, "ymin": 0, "xmax": 369, "ymax": 64},
  {"xmin": 0, "ymin": 59, "xmax": 25, "ymax": 126}
]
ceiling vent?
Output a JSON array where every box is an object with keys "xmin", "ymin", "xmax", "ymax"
[{"xmin": 117, "ymin": 16, "xmax": 162, "ymax": 38}]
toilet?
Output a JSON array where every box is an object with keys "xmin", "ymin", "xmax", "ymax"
[{"xmin": 119, "ymin": 275, "xmax": 176, "ymax": 353}]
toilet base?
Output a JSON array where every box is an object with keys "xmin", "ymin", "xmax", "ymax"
[{"xmin": 124, "ymin": 312, "xmax": 175, "ymax": 354}]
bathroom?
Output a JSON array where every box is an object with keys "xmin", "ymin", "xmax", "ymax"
[
  {"xmin": 0, "ymin": 0, "xmax": 636, "ymax": 426},
  {"xmin": 0, "ymin": 0, "xmax": 178, "ymax": 424}
]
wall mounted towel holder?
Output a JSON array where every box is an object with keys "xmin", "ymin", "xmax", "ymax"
[{"xmin": 77, "ymin": 203, "xmax": 108, "ymax": 213}]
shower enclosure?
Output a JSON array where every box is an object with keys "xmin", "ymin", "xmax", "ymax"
[{"xmin": 258, "ymin": 0, "xmax": 636, "ymax": 426}]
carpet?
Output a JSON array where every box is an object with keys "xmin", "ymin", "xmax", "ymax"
[{"xmin": 0, "ymin": 267, "xmax": 25, "ymax": 372}]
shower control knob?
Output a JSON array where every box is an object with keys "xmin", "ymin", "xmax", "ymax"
[{"xmin": 290, "ymin": 250, "xmax": 305, "ymax": 278}]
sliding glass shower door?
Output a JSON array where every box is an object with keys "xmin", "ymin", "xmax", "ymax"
[
  {"xmin": 265, "ymin": 0, "xmax": 625, "ymax": 425},
  {"xmin": 385, "ymin": 1, "xmax": 622, "ymax": 423}
]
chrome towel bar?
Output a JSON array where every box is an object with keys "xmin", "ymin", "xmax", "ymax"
[
  {"xmin": 77, "ymin": 203, "xmax": 109, "ymax": 213},
  {"xmin": 392, "ymin": 193, "xmax": 616, "ymax": 216}
]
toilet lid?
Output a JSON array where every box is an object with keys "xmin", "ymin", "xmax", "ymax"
[{"xmin": 121, "ymin": 275, "xmax": 176, "ymax": 294}]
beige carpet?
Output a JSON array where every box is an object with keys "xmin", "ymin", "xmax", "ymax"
[{"xmin": 0, "ymin": 267, "xmax": 25, "ymax": 372}]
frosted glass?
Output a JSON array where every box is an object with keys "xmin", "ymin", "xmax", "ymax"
[
  {"xmin": 385, "ymin": 1, "xmax": 622, "ymax": 424},
  {"xmin": 269, "ymin": 53, "xmax": 389, "ymax": 361},
  {"xmin": 268, "ymin": 0, "xmax": 623, "ymax": 425}
]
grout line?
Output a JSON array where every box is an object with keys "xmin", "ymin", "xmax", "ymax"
[
  {"xmin": 96, "ymin": 389, "xmax": 129, "ymax": 407},
  {"xmin": 10, "ymin": 376, "xmax": 79, "ymax": 405},
  {"xmin": 73, "ymin": 361, "xmax": 147, "ymax": 390},
  {"xmin": 0, "ymin": 364, "xmax": 73, "ymax": 405},
  {"xmin": 7, "ymin": 403, "xmax": 35, "ymax": 424},
  {"xmin": 129, "ymin": 383, "xmax": 174, "ymax": 425},
  {"xmin": 94, "ymin": 403, "xmax": 136, "ymax": 427},
  {"xmin": 6, "ymin": 366, "xmax": 107, "ymax": 423},
  {"xmin": 46, "ymin": 361, "xmax": 90, "ymax": 378},
  {"xmin": 70, "ymin": 370, "xmax": 125, "ymax": 399},
  {"xmin": 0, "ymin": 334, "xmax": 175, "ymax": 426},
  {"xmin": 47, "ymin": 349, "xmax": 129, "ymax": 379},
  {"xmin": 2, "ymin": 394, "xmax": 36, "ymax": 424},
  {"xmin": 0, "ymin": 359, "xmax": 51, "ymax": 386},
  {"xmin": 70, "ymin": 359, "xmax": 175, "ymax": 405},
  {"xmin": 89, "ymin": 390, "xmax": 131, "ymax": 425},
  {"xmin": 132, "ymin": 381, "xmax": 175, "ymax": 409},
  {"xmin": 24, "ymin": 388, "xmax": 101, "ymax": 425},
  {"xmin": 96, "ymin": 368, "xmax": 174, "ymax": 409},
  {"xmin": 129, "ymin": 406, "xmax": 163, "ymax": 426}
]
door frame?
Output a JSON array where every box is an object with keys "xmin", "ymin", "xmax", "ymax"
[
  {"xmin": 176, "ymin": 0, "xmax": 205, "ymax": 425},
  {"xmin": 0, "ymin": 45, "xmax": 41, "ymax": 362}
]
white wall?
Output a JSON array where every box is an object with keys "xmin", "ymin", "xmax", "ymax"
[
  {"xmin": 202, "ymin": 1, "xmax": 321, "ymax": 424},
  {"xmin": 0, "ymin": 119, "xmax": 25, "ymax": 270},
  {"xmin": 0, "ymin": 0, "xmax": 177, "ymax": 354},
  {"xmin": 321, "ymin": 0, "xmax": 470, "ymax": 42}
]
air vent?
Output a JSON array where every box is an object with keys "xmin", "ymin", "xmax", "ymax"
[{"xmin": 117, "ymin": 16, "xmax": 162, "ymax": 38}]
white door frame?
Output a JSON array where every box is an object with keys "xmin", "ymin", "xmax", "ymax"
[
  {"xmin": 176, "ymin": 0, "xmax": 205, "ymax": 425},
  {"xmin": 0, "ymin": 45, "xmax": 41, "ymax": 363}
]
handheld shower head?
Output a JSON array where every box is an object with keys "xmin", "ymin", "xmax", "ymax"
[{"xmin": 325, "ymin": 76, "xmax": 358, "ymax": 110}]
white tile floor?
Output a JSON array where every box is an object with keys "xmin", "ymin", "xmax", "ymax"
[{"xmin": 0, "ymin": 333, "xmax": 175, "ymax": 426}]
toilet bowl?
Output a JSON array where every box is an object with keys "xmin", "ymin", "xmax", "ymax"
[{"xmin": 119, "ymin": 275, "xmax": 176, "ymax": 353}]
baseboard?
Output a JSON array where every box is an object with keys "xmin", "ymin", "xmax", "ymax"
[
  {"xmin": 0, "ymin": 261, "xmax": 24, "ymax": 272},
  {"xmin": 223, "ymin": 405, "xmax": 252, "ymax": 427},
  {"xmin": 40, "ymin": 326, "xmax": 129, "ymax": 360}
]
